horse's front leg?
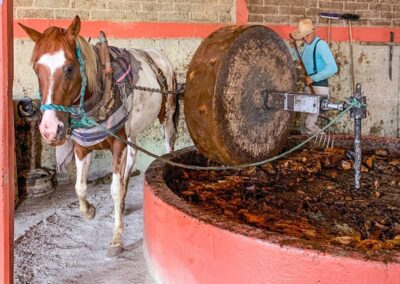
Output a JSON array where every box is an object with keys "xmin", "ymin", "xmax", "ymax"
[
  {"xmin": 74, "ymin": 148, "xmax": 96, "ymax": 220},
  {"xmin": 107, "ymin": 136, "xmax": 137, "ymax": 257}
]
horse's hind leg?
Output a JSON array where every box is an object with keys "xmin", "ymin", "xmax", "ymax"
[
  {"xmin": 107, "ymin": 136, "xmax": 137, "ymax": 257},
  {"xmin": 162, "ymin": 93, "xmax": 178, "ymax": 153},
  {"xmin": 74, "ymin": 148, "xmax": 96, "ymax": 220}
]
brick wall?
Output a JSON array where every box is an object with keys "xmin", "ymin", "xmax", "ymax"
[
  {"xmin": 14, "ymin": 0, "xmax": 235, "ymax": 23},
  {"xmin": 248, "ymin": 0, "xmax": 400, "ymax": 26}
]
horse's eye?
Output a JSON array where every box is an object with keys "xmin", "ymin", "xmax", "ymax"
[{"xmin": 64, "ymin": 65, "xmax": 74, "ymax": 76}]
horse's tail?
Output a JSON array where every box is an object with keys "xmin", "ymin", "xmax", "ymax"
[{"xmin": 172, "ymin": 74, "xmax": 180, "ymax": 132}]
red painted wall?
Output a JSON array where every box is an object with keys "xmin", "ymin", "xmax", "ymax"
[
  {"xmin": 0, "ymin": 0, "xmax": 15, "ymax": 283},
  {"xmin": 14, "ymin": 21, "xmax": 400, "ymax": 44}
]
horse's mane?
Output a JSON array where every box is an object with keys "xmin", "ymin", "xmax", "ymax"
[
  {"xmin": 31, "ymin": 27, "xmax": 100, "ymax": 96},
  {"xmin": 76, "ymin": 36, "xmax": 100, "ymax": 96}
]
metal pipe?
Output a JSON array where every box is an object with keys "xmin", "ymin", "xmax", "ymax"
[
  {"xmin": 353, "ymin": 83, "xmax": 362, "ymax": 190},
  {"xmin": 320, "ymin": 99, "xmax": 345, "ymax": 111}
]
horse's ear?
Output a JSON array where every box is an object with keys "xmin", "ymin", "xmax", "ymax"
[
  {"xmin": 18, "ymin": 23, "xmax": 42, "ymax": 43},
  {"xmin": 66, "ymin": 15, "xmax": 81, "ymax": 40}
]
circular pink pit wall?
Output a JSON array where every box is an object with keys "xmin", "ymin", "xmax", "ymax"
[{"xmin": 144, "ymin": 136, "xmax": 400, "ymax": 284}]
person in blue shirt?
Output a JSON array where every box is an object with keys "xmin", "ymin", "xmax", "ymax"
[{"xmin": 290, "ymin": 17, "xmax": 338, "ymax": 134}]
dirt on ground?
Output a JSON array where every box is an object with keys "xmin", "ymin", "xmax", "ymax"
[
  {"xmin": 168, "ymin": 147, "xmax": 400, "ymax": 263},
  {"xmin": 14, "ymin": 173, "xmax": 156, "ymax": 284}
]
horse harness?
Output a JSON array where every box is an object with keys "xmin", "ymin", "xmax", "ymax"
[
  {"xmin": 38, "ymin": 31, "xmax": 181, "ymax": 150},
  {"xmin": 90, "ymin": 32, "xmax": 171, "ymax": 125}
]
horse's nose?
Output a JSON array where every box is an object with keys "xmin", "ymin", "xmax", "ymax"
[
  {"xmin": 56, "ymin": 124, "xmax": 64, "ymax": 138},
  {"xmin": 39, "ymin": 120, "xmax": 64, "ymax": 142}
]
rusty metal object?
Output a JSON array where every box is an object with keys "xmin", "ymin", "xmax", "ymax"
[
  {"xmin": 17, "ymin": 98, "xmax": 55, "ymax": 197},
  {"xmin": 184, "ymin": 25, "xmax": 296, "ymax": 165}
]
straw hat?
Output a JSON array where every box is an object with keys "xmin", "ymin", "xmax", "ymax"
[{"xmin": 291, "ymin": 18, "xmax": 315, "ymax": 40}]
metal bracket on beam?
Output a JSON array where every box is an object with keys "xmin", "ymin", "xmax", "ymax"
[
  {"xmin": 265, "ymin": 91, "xmax": 348, "ymax": 114},
  {"xmin": 265, "ymin": 91, "xmax": 321, "ymax": 114}
]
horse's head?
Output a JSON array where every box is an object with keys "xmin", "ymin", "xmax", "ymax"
[{"xmin": 19, "ymin": 16, "xmax": 98, "ymax": 146}]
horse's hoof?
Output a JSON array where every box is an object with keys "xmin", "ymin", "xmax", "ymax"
[
  {"xmin": 84, "ymin": 204, "xmax": 96, "ymax": 220},
  {"xmin": 106, "ymin": 244, "xmax": 123, "ymax": 258}
]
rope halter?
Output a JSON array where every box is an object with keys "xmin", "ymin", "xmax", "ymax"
[{"xmin": 39, "ymin": 41, "xmax": 96, "ymax": 129}]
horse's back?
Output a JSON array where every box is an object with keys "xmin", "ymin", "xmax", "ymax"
[
  {"xmin": 123, "ymin": 48, "xmax": 177, "ymax": 137},
  {"xmin": 128, "ymin": 48, "xmax": 176, "ymax": 91}
]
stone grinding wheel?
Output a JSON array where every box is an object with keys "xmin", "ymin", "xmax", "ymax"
[{"xmin": 184, "ymin": 25, "xmax": 296, "ymax": 165}]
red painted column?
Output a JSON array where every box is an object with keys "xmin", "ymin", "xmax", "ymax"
[
  {"xmin": 236, "ymin": 0, "xmax": 249, "ymax": 25},
  {"xmin": 0, "ymin": 0, "xmax": 14, "ymax": 283}
]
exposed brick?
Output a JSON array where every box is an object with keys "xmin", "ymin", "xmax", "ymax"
[
  {"xmin": 248, "ymin": 0, "xmax": 263, "ymax": 4},
  {"xmin": 70, "ymin": 0, "xmax": 107, "ymax": 10},
  {"xmin": 303, "ymin": 0, "xmax": 318, "ymax": 8},
  {"xmin": 380, "ymin": 11, "xmax": 400, "ymax": 20},
  {"xmin": 108, "ymin": 2, "xmax": 141, "ymax": 12},
  {"xmin": 351, "ymin": 19, "xmax": 369, "ymax": 26},
  {"xmin": 189, "ymin": 0, "xmax": 215, "ymax": 3},
  {"xmin": 207, "ymin": 4, "xmax": 232, "ymax": 14},
  {"xmin": 35, "ymin": 0, "xmax": 68, "ymax": 8},
  {"xmin": 369, "ymin": 3, "xmax": 392, "ymax": 12},
  {"xmin": 174, "ymin": 3, "xmax": 204, "ymax": 13},
  {"xmin": 55, "ymin": 9, "xmax": 89, "ymax": 19},
  {"xmin": 289, "ymin": 0, "xmax": 304, "ymax": 7},
  {"xmin": 279, "ymin": 6, "xmax": 306, "ymax": 16},
  {"xmin": 142, "ymin": 3, "xmax": 174, "ymax": 12},
  {"xmin": 14, "ymin": 0, "xmax": 33, "ymax": 7},
  {"xmin": 248, "ymin": 14, "xmax": 264, "ymax": 23},
  {"xmin": 90, "ymin": 10, "xmax": 126, "ymax": 21},
  {"xmin": 248, "ymin": 0, "xmax": 399, "ymax": 27},
  {"xmin": 379, "ymin": 0, "xmax": 398, "ymax": 4},
  {"xmin": 187, "ymin": 3, "xmax": 205, "ymax": 12},
  {"xmin": 369, "ymin": 19, "xmax": 392, "ymax": 26},
  {"xmin": 344, "ymin": 3, "xmax": 369, "ymax": 11},
  {"xmin": 319, "ymin": 1, "xmax": 343, "ymax": 10},
  {"xmin": 219, "ymin": 13, "xmax": 232, "ymax": 22},
  {"xmin": 17, "ymin": 8, "xmax": 54, "ymax": 18},
  {"xmin": 125, "ymin": 11, "xmax": 158, "ymax": 21},
  {"xmin": 190, "ymin": 12, "xmax": 218, "ymax": 22},
  {"xmin": 249, "ymin": 5, "xmax": 278, "ymax": 15},
  {"xmin": 263, "ymin": 15, "xmax": 291, "ymax": 23},
  {"xmin": 356, "ymin": 10, "xmax": 379, "ymax": 20},
  {"xmin": 158, "ymin": 12, "xmax": 189, "ymax": 21},
  {"xmin": 265, "ymin": 0, "xmax": 290, "ymax": 6},
  {"xmin": 13, "ymin": 0, "xmax": 400, "ymax": 27},
  {"xmin": 304, "ymin": 7, "xmax": 321, "ymax": 17}
]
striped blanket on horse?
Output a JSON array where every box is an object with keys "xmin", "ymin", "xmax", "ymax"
[
  {"xmin": 71, "ymin": 46, "xmax": 141, "ymax": 147},
  {"xmin": 56, "ymin": 46, "xmax": 141, "ymax": 172}
]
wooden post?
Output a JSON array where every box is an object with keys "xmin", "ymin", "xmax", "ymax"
[{"xmin": 0, "ymin": 0, "xmax": 14, "ymax": 283}]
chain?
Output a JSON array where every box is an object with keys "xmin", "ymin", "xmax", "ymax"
[{"xmin": 117, "ymin": 83, "xmax": 184, "ymax": 95}]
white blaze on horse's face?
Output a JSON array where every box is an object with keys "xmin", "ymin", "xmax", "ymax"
[{"xmin": 37, "ymin": 49, "xmax": 67, "ymax": 145}]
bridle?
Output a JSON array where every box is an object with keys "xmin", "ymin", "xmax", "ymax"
[{"xmin": 38, "ymin": 41, "xmax": 94, "ymax": 129}]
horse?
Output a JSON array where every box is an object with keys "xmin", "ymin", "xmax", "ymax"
[{"xmin": 19, "ymin": 16, "xmax": 179, "ymax": 257}]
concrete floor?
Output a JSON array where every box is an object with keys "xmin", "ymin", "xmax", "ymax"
[{"xmin": 14, "ymin": 173, "xmax": 157, "ymax": 284}]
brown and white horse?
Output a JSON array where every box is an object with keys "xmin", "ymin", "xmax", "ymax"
[{"xmin": 19, "ymin": 16, "xmax": 179, "ymax": 257}]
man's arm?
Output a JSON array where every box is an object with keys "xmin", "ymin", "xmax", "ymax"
[{"xmin": 310, "ymin": 41, "xmax": 338, "ymax": 82}]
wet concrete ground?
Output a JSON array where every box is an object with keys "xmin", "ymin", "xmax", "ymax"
[{"xmin": 14, "ymin": 174, "xmax": 156, "ymax": 284}]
